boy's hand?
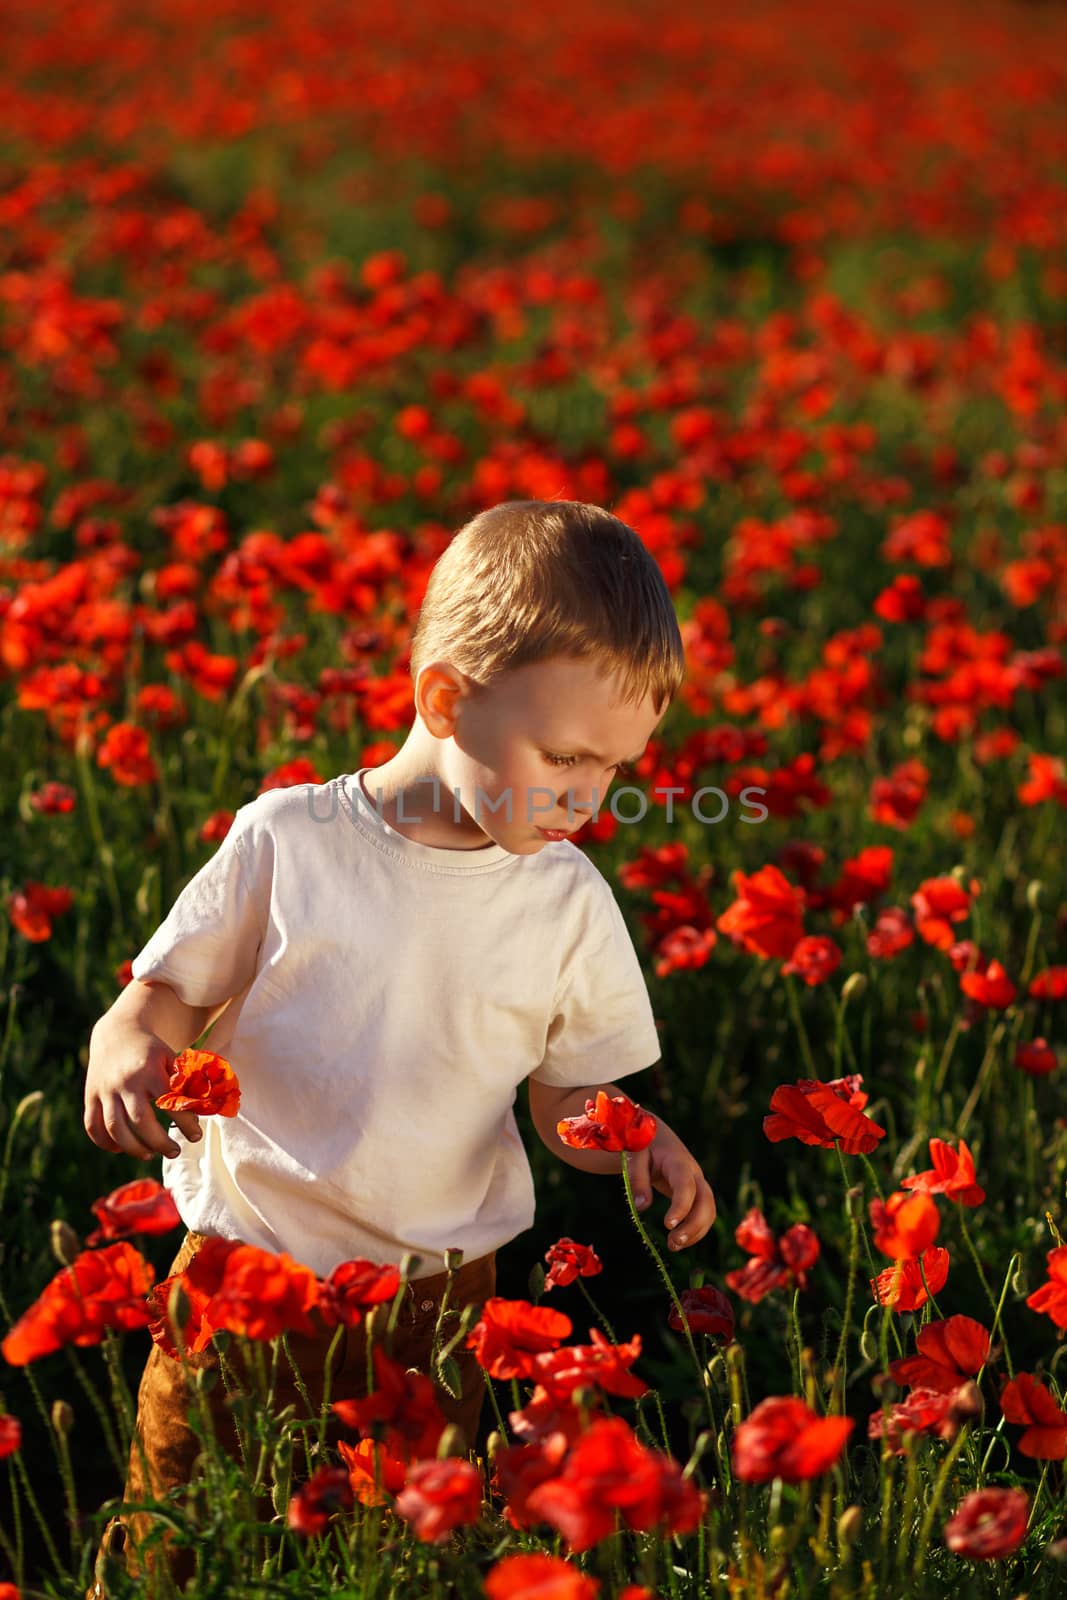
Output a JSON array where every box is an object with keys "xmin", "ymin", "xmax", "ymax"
[
  {"xmin": 628, "ymin": 1127, "xmax": 717, "ymax": 1250},
  {"xmin": 84, "ymin": 1018, "xmax": 202, "ymax": 1161}
]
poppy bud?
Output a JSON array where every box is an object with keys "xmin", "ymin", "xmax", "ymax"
[
  {"xmin": 167, "ymin": 1281, "xmax": 191, "ymax": 1344},
  {"xmin": 1026, "ymin": 880, "xmax": 1045, "ymax": 911},
  {"xmin": 841, "ymin": 973, "xmax": 867, "ymax": 1003},
  {"xmin": 769, "ymin": 1524, "xmax": 789, "ymax": 1552},
  {"xmin": 194, "ymin": 1366, "xmax": 219, "ymax": 1394},
  {"xmin": 837, "ymin": 1505, "xmax": 863, "ymax": 1547},
  {"xmin": 399, "ymin": 1252, "xmax": 424, "ymax": 1282},
  {"xmin": 15, "ymin": 1091, "xmax": 44, "ymax": 1125},
  {"xmin": 436, "ymin": 1423, "xmax": 465, "ymax": 1459},
  {"xmin": 51, "ymin": 1400, "xmax": 74, "ymax": 1437},
  {"xmin": 485, "ymin": 1430, "xmax": 503, "ymax": 1464},
  {"xmin": 726, "ymin": 1342, "xmax": 746, "ymax": 1377},
  {"xmin": 366, "ymin": 1304, "xmax": 392, "ymax": 1340},
  {"xmin": 444, "ymin": 1248, "xmax": 464, "ymax": 1273},
  {"xmin": 50, "ymin": 1220, "xmax": 79, "ymax": 1265}
]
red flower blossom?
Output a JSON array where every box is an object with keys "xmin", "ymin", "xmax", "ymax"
[
  {"xmin": 866, "ymin": 906, "xmax": 915, "ymax": 960},
  {"xmin": 86, "ymin": 1178, "xmax": 182, "ymax": 1245},
  {"xmin": 199, "ymin": 809, "xmax": 234, "ymax": 843},
  {"xmin": 556, "ymin": 1091, "xmax": 656, "ymax": 1153},
  {"xmin": 543, "ymin": 1238, "xmax": 603, "ymax": 1291},
  {"xmin": 493, "ymin": 1435, "xmax": 571, "ymax": 1530},
  {"xmin": 1000, "ymin": 1373, "xmax": 1067, "ymax": 1459},
  {"xmin": 155, "ymin": 1048, "xmax": 241, "ymax": 1117},
  {"xmin": 317, "ymin": 1259, "xmax": 402, "ymax": 1326},
  {"xmin": 1026, "ymin": 1247, "xmax": 1067, "ymax": 1330},
  {"xmin": 466, "ymin": 1298, "xmax": 572, "ymax": 1380},
  {"xmin": 203, "ymin": 1244, "xmax": 320, "ymax": 1343},
  {"xmin": 394, "ymin": 1456, "xmax": 483, "ymax": 1543},
  {"xmin": 725, "ymin": 1207, "xmax": 819, "ymax": 1303},
  {"xmin": 337, "ymin": 1436, "xmax": 408, "ymax": 1505},
  {"xmin": 888, "ymin": 1315, "xmax": 990, "ymax": 1393},
  {"xmin": 146, "ymin": 1236, "xmax": 242, "ymax": 1357},
  {"xmin": 1029, "ymin": 967, "xmax": 1067, "ymax": 1001},
  {"xmin": 0, "ymin": 1415, "xmax": 21, "ymax": 1457},
  {"xmin": 95, "ymin": 722, "xmax": 158, "ymax": 786},
  {"xmin": 870, "ymin": 1248, "xmax": 950, "ymax": 1312},
  {"xmin": 732, "ymin": 1397, "xmax": 854, "ymax": 1483},
  {"xmin": 528, "ymin": 1330, "xmax": 649, "ymax": 1401},
  {"xmin": 911, "ymin": 876, "xmax": 975, "ymax": 949},
  {"xmin": 781, "ymin": 935, "xmax": 842, "ymax": 986},
  {"xmin": 7, "ymin": 882, "xmax": 74, "ymax": 942},
  {"xmin": 259, "ymin": 756, "xmax": 324, "ymax": 792},
  {"xmin": 943, "ymin": 1487, "xmax": 1029, "ymax": 1560},
  {"xmin": 901, "ymin": 1138, "xmax": 985, "ymax": 1206},
  {"xmin": 870, "ymin": 1192, "xmax": 941, "ymax": 1261},
  {"xmin": 869, "ymin": 1385, "xmax": 963, "ymax": 1454},
  {"xmin": 286, "ymin": 1464, "xmax": 354, "ymax": 1535},
  {"xmin": 485, "ymin": 1552, "xmax": 599, "ymax": 1600},
  {"xmin": 869, "ymin": 760, "xmax": 929, "ymax": 828},
  {"xmin": 524, "ymin": 1416, "xmax": 705, "ymax": 1552},
  {"xmin": 1014, "ymin": 1038, "xmax": 1058, "ymax": 1075},
  {"xmin": 332, "ymin": 1345, "xmax": 447, "ymax": 1460},
  {"xmin": 2, "ymin": 1243, "xmax": 155, "ymax": 1364},
  {"xmin": 716, "ymin": 864, "xmax": 806, "ymax": 959},
  {"xmin": 960, "ymin": 958, "xmax": 1017, "ymax": 1009},
  {"xmin": 763, "ymin": 1074, "xmax": 886, "ymax": 1156},
  {"xmin": 28, "ymin": 781, "xmax": 76, "ymax": 814},
  {"xmin": 668, "ymin": 1285, "xmax": 736, "ymax": 1338}
]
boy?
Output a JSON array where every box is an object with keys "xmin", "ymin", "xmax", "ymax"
[{"xmin": 83, "ymin": 499, "xmax": 718, "ymax": 1590}]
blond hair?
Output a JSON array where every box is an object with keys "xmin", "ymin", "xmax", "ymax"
[{"xmin": 409, "ymin": 500, "xmax": 686, "ymax": 715}]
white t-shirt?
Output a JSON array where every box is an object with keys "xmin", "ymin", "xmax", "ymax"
[{"xmin": 131, "ymin": 770, "xmax": 662, "ymax": 1276}]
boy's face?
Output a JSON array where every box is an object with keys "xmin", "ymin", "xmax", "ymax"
[{"xmin": 421, "ymin": 653, "xmax": 666, "ymax": 854}]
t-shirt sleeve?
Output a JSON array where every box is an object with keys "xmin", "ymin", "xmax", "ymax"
[
  {"xmin": 530, "ymin": 881, "xmax": 662, "ymax": 1089},
  {"xmin": 130, "ymin": 809, "xmax": 266, "ymax": 1008}
]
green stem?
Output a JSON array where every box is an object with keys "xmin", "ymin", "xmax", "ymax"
[
  {"xmin": 911, "ymin": 1425, "xmax": 971, "ymax": 1583},
  {"xmin": 785, "ymin": 975, "xmax": 818, "ymax": 1077},
  {"xmin": 577, "ymin": 1277, "xmax": 617, "ymax": 1344},
  {"xmin": 75, "ymin": 743, "xmax": 126, "ymax": 937},
  {"xmin": 64, "ymin": 1344, "xmax": 126, "ymax": 1478}
]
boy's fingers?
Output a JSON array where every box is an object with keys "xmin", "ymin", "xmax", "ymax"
[
  {"xmin": 668, "ymin": 1181, "xmax": 718, "ymax": 1248},
  {"xmin": 120, "ymin": 1095, "xmax": 181, "ymax": 1160},
  {"xmin": 169, "ymin": 1112, "xmax": 202, "ymax": 1144},
  {"xmin": 627, "ymin": 1149, "xmax": 653, "ymax": 1209}
]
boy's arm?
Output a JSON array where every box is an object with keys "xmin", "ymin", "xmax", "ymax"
[
  {"xmin": 527, "ymin": 1077, "xmax": 717, "ymax": 1251},
  {"xmin": 84, "ymin": 979, "xmax": 230, "ymax": 1161}
]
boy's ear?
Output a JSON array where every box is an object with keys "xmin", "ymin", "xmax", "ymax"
[{"xmin": 415, "ymin": 661, "xmax": 473, "ymax": 736}]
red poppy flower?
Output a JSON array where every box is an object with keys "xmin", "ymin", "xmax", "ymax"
[
  {"xmin": 0, "ymin": 1415, "xmax": 21, "ymax": 1457},
  {"xmin": 492, "ymin": 1435, "xmax": 571, "ymax": 1530},
  {"xmin": 1029, "ymin": 967, "xmax": 1067, "ymax": 1002},
  {"xmin": 1025, "ymin": 1247, "xmax": 1067, "ymax": 1330},
  {"xmin": 911, "ymin": 876, "xmax": 974, "ymax": 949},
  {"xmin": 821, "ymin": 846, "xmax": 894, "ymax": 925},
  {"xmin": 317, "ymin": 1259, "xmax": 402, "ymax": 1326},
  {"xmin": 866, "ymin": 906, "xmax": 915, "ymax": 960},
  {"xmin": 1, "ymin": 1242, "xmax": 155, "ymax": 1364},
  {"xmin": 7, "ymin": 882, "xmax": 74, "ymax": 942},
  {"xmin": 96, "ymin": 722, "xmax": 159, "ymax": 786},
  {"xmin": 286, "ymin": 1464, "xmax": 354, "ymax": 1535},
  {"xmin": 716, "ymin": 864, "xmax": 806, "ymax": 959},
  {"xmin": 259, "ymin": 756, "xmax": 325, "ymax": 792},
  {"xmin": 28, "ymin": 781, "xmax": 77, "ymax": 814},
  {"xmin": 868, "ymin": 1385, "xmax": 962, "ymax": 1454},
  {"xmin": 888, "ymin": 1315, "xmax": 990, "ymax": 1393},
  {"xmin": 155, "ymin": 1048, "xmax": 241, "ymax": 1117},
  {"xmin": 199, "ymin": 809, "xmax": 234, "ymax": 843},
  {"xmin": 508, "ymin": 1387, "xmax": 588, "ymax": 1447},
  {"xmin": 943, "ymin": 1486, "xmax": 1029, "ymax": 1560},
  {"xmin": 960, "ymin": 958, "xmax": 1017, "ymax": 1009},
  {"xmin": 524, "ymin": 1416, "xmax": 705, "ymax": 1552},
  {"xmin": 485, "ymin": 1552, "xmax": 599, "ymax": 1600},
  {"xmin": 1000, "ymin": 1373, "xmax": 1067, "ymax": 1459},
  {"xmin": 528, "ymin": 1329, "xmax": 649, "ymax": 1401},
  {"xmin": 901, "ymin": 1139, "xmax": 985, "ymax": 1206},
  {"xmin": 146, "ymin": 1236, "xmax": 242, "ymax": 1357},
  {"xmin": 870, "ymin": 1248, "xmax": 950, "ymax": 1312},
  {"xmin": 336, "ymin": 1436, "xmax": 408, "ymax": 1505},
  {"xmin": 204, "ymin": 1244, "xmax": 320, "ymax": 1343},
  {"xmin": 725, "ymin": 1207, "xmax": 820, "ymax": 1303},
  {"xmin": 394, "ymin": 1456, "xmax": 483, "ymax": 1543},
  {"xmin": 870, "ymin": 1192, "xmax": 941, "ymax": 1261},
  {"xmin": 763, "ymin": 1074, "xmax": 886, "ymax": 1155},
  {"xmin": 732, "ymin": 1396, "xmax": 854, "ymax": 1483},
  {"xmin": 86, "ymin": 1178, "xmax": 182, "ymax": 1245},
  {"xmin": 668, "ymin": 1285, "xmax": 736, "ymax": 1338},
  {"xmin": 467, "ymin": 1298, "xmax": 572, "ymax": 1380},
  {"xmin": 332, "ymin": 1345, "xmax": 447, "ymax": 1460},
  {"xmin": 543, "ymin": 1238, "xmax": 603, "ymax": 1291},
  {"xmin": 1014, "ymin": 1038, "xmax": 1058, "ymax": 1076},
  {"xmin": 556, "ymin": 1091, "xmax": 657, "ymax": 1153},
  {"xmin": 781, "ymin": 935, "xmax": 842, "ymax": 986}
]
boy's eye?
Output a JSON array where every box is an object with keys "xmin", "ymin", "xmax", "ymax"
[{"xmin": 543, "ymin": 753, "xmax": 634, "ymax": 777}]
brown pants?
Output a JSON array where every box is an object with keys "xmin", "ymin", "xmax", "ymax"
[{"xmin": 87, "ymin": 1229, "xmax": 495, "ymax": 1598}]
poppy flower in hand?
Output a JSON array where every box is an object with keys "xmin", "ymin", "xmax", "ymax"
[
  {"xmin": 557, "ymin": 1091, "xmax": 657, "ymax": 1153},
  {"xmin": 156, "ymin": 1048, "xmax": 240, "ymax": 1117}
]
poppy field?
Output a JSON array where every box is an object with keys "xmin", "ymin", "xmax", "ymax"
[{"xmin": 2, "ymin": 0, "xmax": 1067, "ymax": 1595}]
